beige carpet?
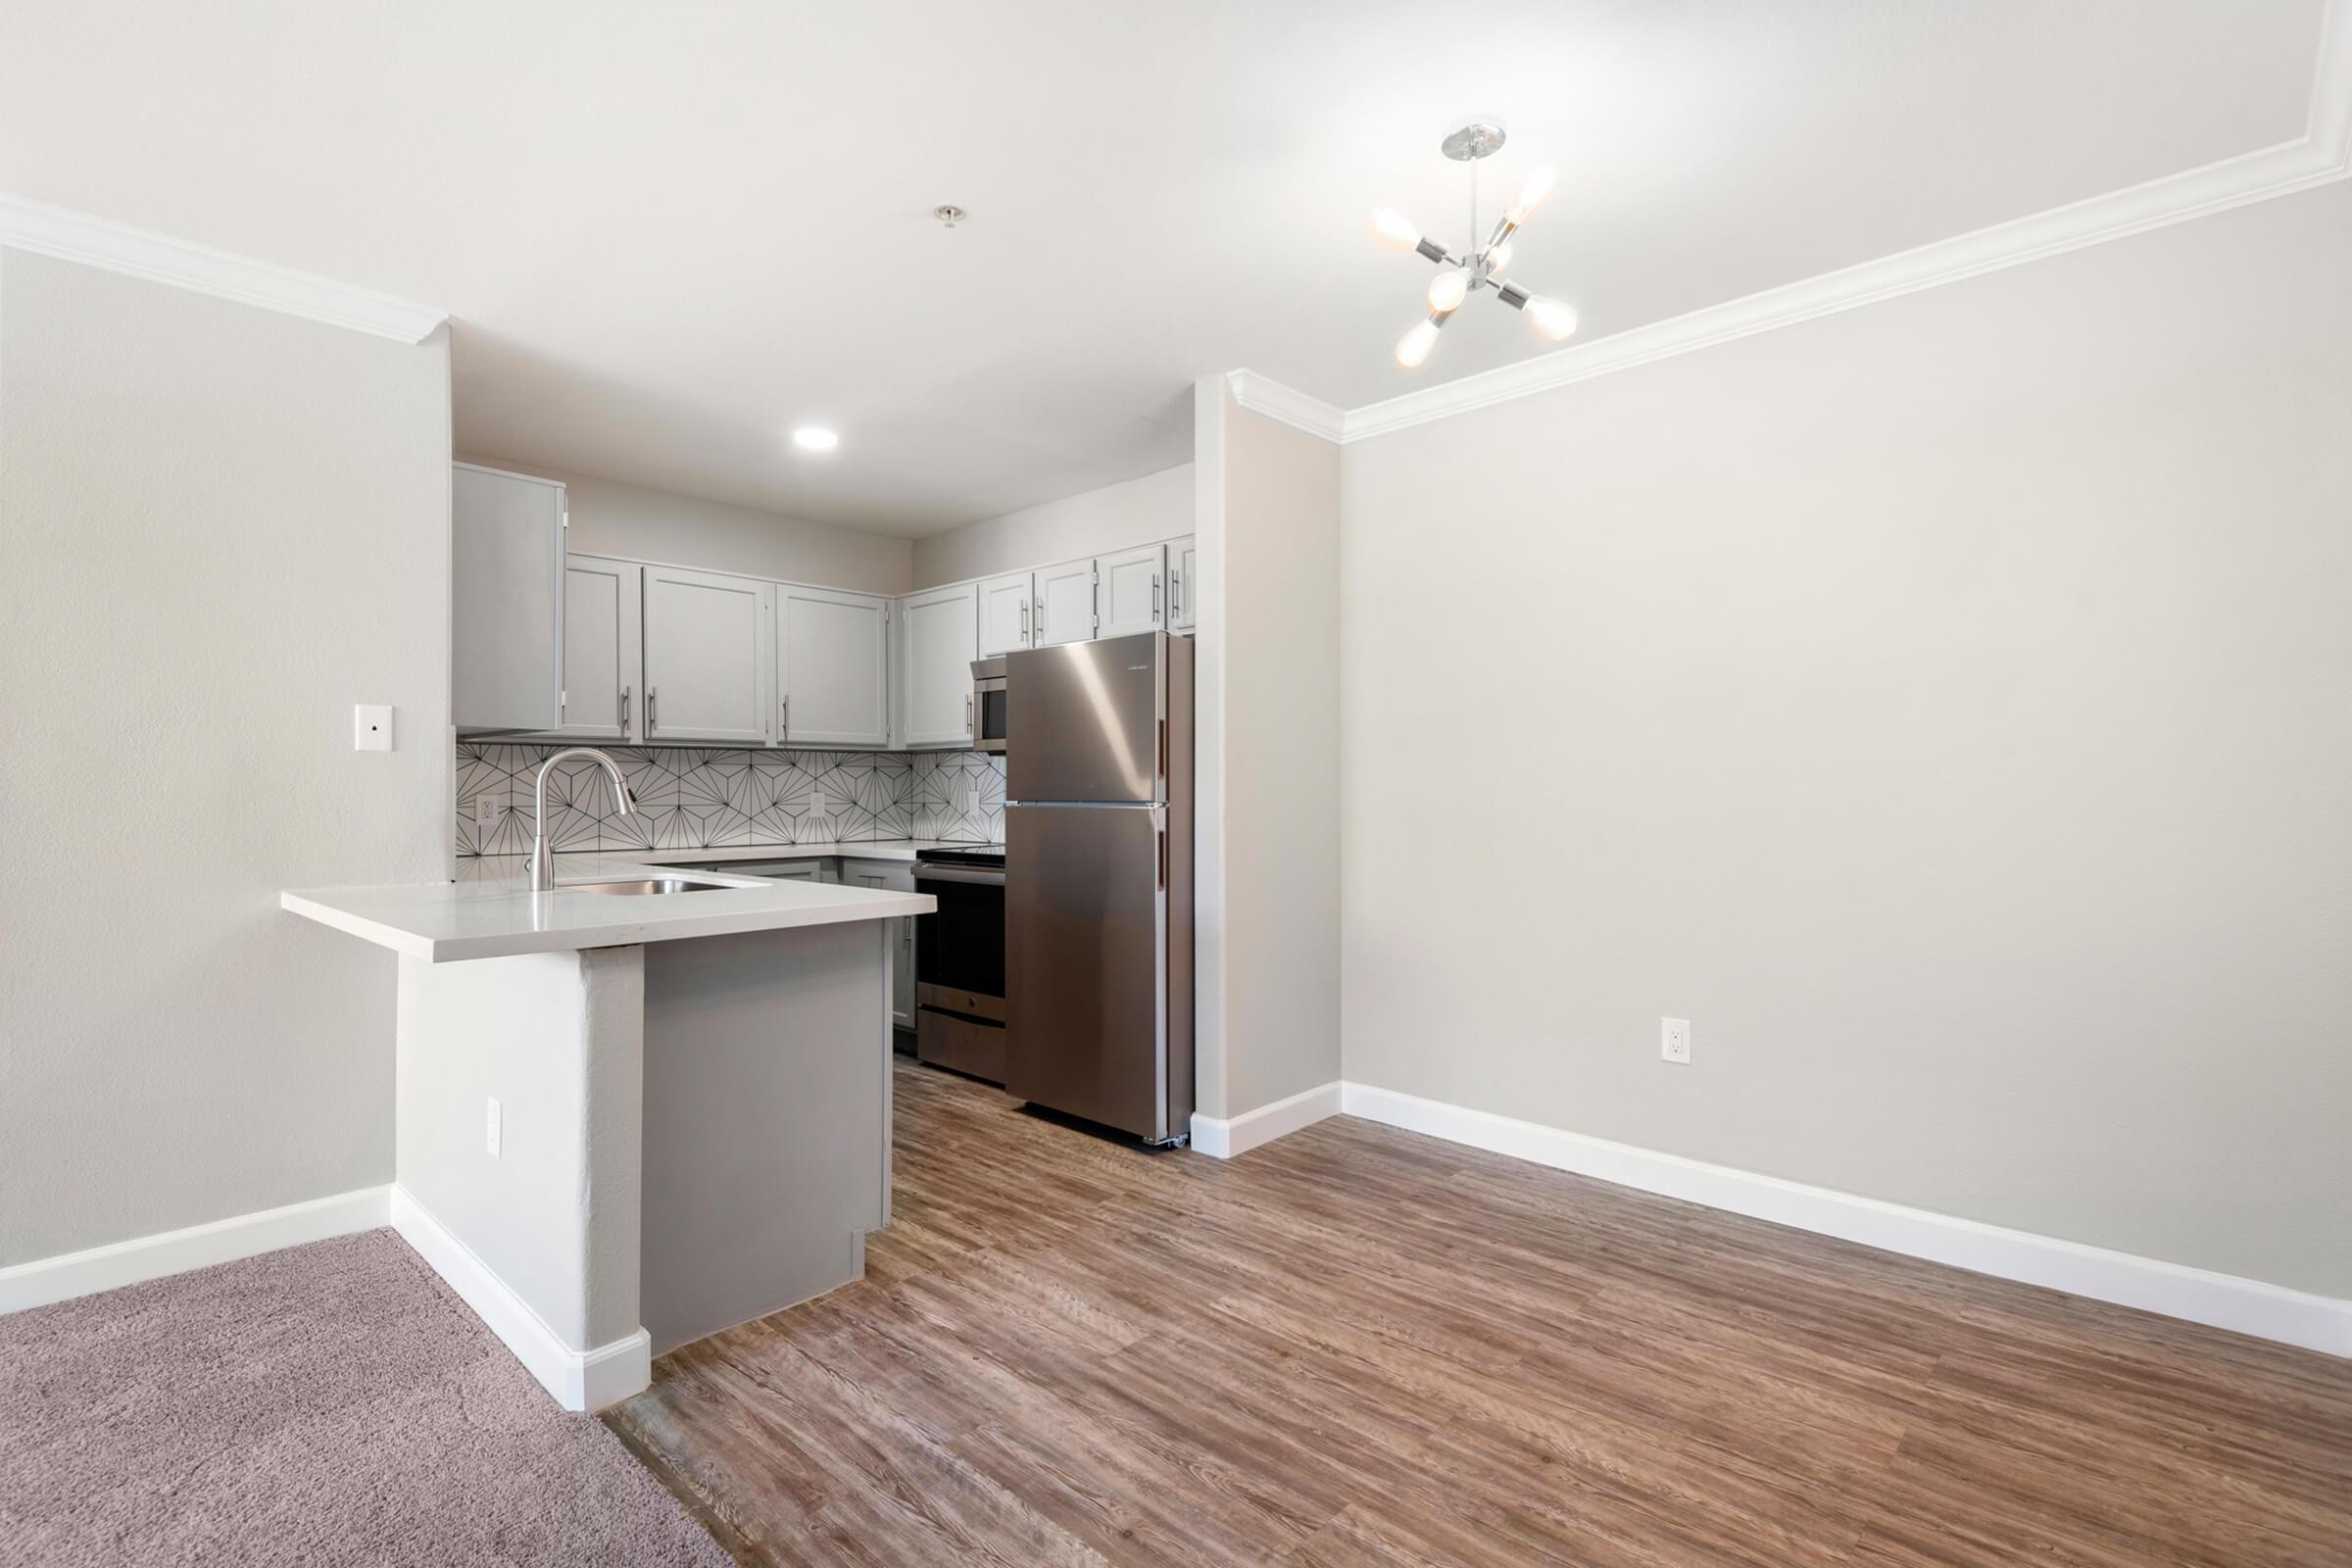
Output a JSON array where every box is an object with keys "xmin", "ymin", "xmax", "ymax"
[{"xmin": 0, "ymin": 1229, "xmax": 730, "ymax": 1567}]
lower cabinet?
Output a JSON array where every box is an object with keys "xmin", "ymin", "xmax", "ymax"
[
  {"xmin": 842, "ymin": 858, "xmax": 918, "ymax": 1033},
  {"xmin": 727, "ymin": 858, "xmax": 835, "ymax": 882}
]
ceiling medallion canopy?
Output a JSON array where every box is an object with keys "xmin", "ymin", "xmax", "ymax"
[{"xmin": 1371, "ymin": 122, "xmax": 1578, "ymax": 370}]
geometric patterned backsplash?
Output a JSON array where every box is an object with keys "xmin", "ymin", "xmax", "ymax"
[{"xmin": 456, "ymin": 742, "xmax": 1006, "ymax": 858}]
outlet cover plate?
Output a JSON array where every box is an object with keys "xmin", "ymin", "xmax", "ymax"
[
  {"xmin": 354, "ymin": 705, "xmax": 393, "ymax": 752},
  {"xmin": 1662, "ymin": 1017, "xmax": 1691, "ymax": 1064}
]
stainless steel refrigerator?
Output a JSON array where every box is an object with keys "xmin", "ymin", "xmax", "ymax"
[{"xmin": 1004, "ymin": 631, "xmax": 1194, "ymax": 1145}]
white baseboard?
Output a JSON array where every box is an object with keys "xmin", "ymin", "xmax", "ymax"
[
  {"xmin": 0, "ymin": 1186, "xmax": 391, "ymax": 1313},
  {"xmin": 1191, "ymin": 1080, "xmax": 1344, "ymax": 1158},
  {"xmin": 389, "ymin": 1186, "xmax": 651, "ymax": 1411},
  {"xmin": 1341, "ymin": 1082, "xmax": 2352, "ymax": 1360}
]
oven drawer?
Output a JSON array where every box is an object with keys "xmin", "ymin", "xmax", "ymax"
[{"xmin": 917, "ymin": 1007, "xmax": 1005, "ymax": 1085}]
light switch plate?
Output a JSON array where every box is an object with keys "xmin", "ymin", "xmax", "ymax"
[{"xmin": 354, "ymin": 705, "xmax": 393, "ymax": 752}]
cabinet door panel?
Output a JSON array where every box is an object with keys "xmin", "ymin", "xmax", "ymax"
[
  {"xmin": 977, "ymin": 571, "xmax": 1033, "ymax": 657},
  {"xmin": 453, "ymin": 464, "xmax": 564, "ymax": 731},
  {"xmin": 643, "ymin": 565, "xmax": 772, "ymax": 744},
  {"xmin": 779, "ymin": 585, "xmax": 889, "ymax": 746},
  {"xmin": 897, "ymin": 583, "xmax": 978, "ymax": 746},
  {"xmin": 1033, "ymin": 559, "xmax": 1095, "ymax": 647},
  {"xmin": 1168, "ymin": 535, "xmax": 1198, "ymax": 633},
  {"xmin": 553, "ymin": 555, "xmax": 641, "ymax": 741},
  {"xmin": 1097, "ymin": 544, "xmax": 1165, "ymax": 639}
]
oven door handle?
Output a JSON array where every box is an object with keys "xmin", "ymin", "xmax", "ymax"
[{"xmin": 915, "ymin": 865, "xmax": 1006, "ymax": 887}]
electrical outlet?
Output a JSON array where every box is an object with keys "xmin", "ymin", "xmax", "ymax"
[
  {"xmin": 1661, "ymin": 1018, "xmax": 1691, "ymax": 1064},
  {"xmin": 474, "ymin": 795, "xmax": 503, "ymax": 831},
  {"xmin": 809, "ymin": 790, "xmax": 829, "ymax": 817},
  {"xmin": 485, "ymin": 1097, "xmax": 502, "ymax": 1157},
  {"xmin": 353, "ymin": 705, "xmax": 393, "ymax": 752}
]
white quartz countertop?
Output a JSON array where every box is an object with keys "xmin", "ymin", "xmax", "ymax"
[{"xmin": 283, "ymin": 853, "xmax": 935, "ymax": 964}]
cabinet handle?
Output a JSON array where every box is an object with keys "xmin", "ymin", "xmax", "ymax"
[
  {"xmin": 1152, "ymin": 572, "xmax": 1160, "ymax": 621},
  {"xmin": 1171, "ymin": 569, "xmax": 1181, "ymax": 618},
  {"xmin": 1021, "ymin": 600, "xmax": 1029, "ymax": 644},
  {"xmin": 781, "ymin": 695, "xmax": 790, "ymax": 740},
  {"xmin": 647, "ymin": 686, "xmax": 658, "ymax": 733},
  {"xmin": 619, "ymin": 684, "xmax": 631, "ymax": 732},
  {"xmin": 965, "ymin": 695, "xmax": 973, "ymax": 735}
]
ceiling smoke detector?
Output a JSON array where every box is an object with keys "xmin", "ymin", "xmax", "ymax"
[{"xmin": 932, "ymin": 204, "xmax": 967, "ymax": 227}]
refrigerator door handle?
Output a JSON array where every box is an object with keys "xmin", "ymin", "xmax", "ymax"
[{"xmin": 1156, "ymin": 824, "xmax": 1167, "ymax": 891}]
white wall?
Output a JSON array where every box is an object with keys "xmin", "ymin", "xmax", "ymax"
[
  {"xmin": 1340, "ymin": 180, "xmax": 2352, "ymax": 1298},
  {"xmin": 1191, "ymin": 384, "xmax": 1342, "ymax": 1122},
  {"xmin": 458, "ymin": 456, "xmax": 912, "ymax": 595},
  {"xmin": 913, "ymin": 464, "xmax": 1193, "ymax": 587},
  {"xmin": 397, "ymin": 947, "xmax": 642, "ymax": 1352},
  {"xmin": 0, "ymin": 249, "xmax": 453, "ymax": 1266}
]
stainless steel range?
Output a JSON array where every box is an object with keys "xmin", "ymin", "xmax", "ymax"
[{"xmin": 912, "ymin": 844, "xmax": 1006, "ymax": 1084}]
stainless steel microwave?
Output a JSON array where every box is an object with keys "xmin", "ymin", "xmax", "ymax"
[{"xmin": 970, "ymin": 657, "xmax": 1007, "ymax": 754}]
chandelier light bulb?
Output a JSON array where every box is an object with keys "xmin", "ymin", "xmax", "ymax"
[
  {"xmin": 1485, "ymin": 238, "xmax": 1513, "ymax": 275},
  {"xmin": 1509, "ymin": 165, "xmax": 1556, "ymax": 222},
  {"xmin": 1426, "ymin": 267, "xmax": 1471, "ymax": 315},
  {"xmin": 1369, "ymin": 208, "xmax": 1423, "ymax": 253},
  {"xmin": 1523, "ymin": 295, "xmax": 1579, "ymax": 341},
  {"xmin": 1396, "ymin": 316, "xmax": 1443, "ymax": 370}
]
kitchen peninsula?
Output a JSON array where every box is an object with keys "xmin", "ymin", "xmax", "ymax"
[{"xmin": 281, "ymin": 858, "xmax": 931, "ymax": 1410}]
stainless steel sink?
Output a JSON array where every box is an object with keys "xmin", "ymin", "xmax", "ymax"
[{"xmin": 561, "ymin": 877, "xmax": 740, "ymax": 897}]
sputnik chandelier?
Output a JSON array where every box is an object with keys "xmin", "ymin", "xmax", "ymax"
[{"xmin": 1370, "ymin": 122, "xmax": 1577, "ymax": 369}]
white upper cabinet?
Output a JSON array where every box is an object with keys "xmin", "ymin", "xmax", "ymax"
[
  {"xmin": 976, "ymin": 571, "xmax": 1034, "ymax": 658},
  {"xmin": 554, "ymin": 555, "xmax": 643, "ymax": 741},
  {"xmin": 453, "ymin": 464, "xmax": 565, "ymax": 732},
  {"xmin": 1168, "ymin": 535, "xmax": 1197, "ymax": 633},
  {"xmin": 897, "ymin": 582, "xmax": 978, "ymax": 747},
  {"xmin": 1097, "ymin": 543, "xmax": 1165, "ymax": 639},
  {"xmin": 777, "ymin": 584, "xmax": 889, "ymax": 747},
  {"xmin": 643, "ymin": 564, "xmax": 774, "ymax": 744},
  {"xmin": 1033, "ymin": 558, "xmax": 1096, "ymax": 647}
]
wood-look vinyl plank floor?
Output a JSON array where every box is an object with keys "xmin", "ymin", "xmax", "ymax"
[{"xmin": 608, "ymin": 1059, "xmax": 2352, "ymax": 1567}]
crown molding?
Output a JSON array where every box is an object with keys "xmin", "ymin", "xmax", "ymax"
[
  {"xmin": 1340, "ymin": 1, "xmax": 2352, "ymax": 443},
  {"xmin": 0, "ymin": 191, "xmax": 446, "ymax": 345},
  {"xmin": 1225, "ymin": 369, "xmax": 1347, "ymax": 444}
]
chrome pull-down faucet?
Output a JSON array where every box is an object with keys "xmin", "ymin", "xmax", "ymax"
[{"xmin": 526, "ymin": 748, "xmax": 636, "ymax": 893}]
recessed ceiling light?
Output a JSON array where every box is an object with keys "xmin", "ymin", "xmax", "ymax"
[{"xmin": 791, "ymin": 426, "xmax": 839, "ymax": 453}]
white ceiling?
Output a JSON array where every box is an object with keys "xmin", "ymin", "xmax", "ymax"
[{"xmin": 0, "ymin": 1, "xmax": 2328, "ymax": 534}]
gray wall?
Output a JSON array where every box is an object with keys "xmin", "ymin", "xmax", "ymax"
[
  {"xmin": 1339, "ymin": 181, "xmax": 2352, "ymax": 1298},
  {"xmin": 458, "ymin": 456, "xmax": 912, "ymax": 596},
  {"xmin": 0, "ymin": 250, "xmax": 454, "ymax": 1266},
  {"xmin": 912, "ymin": 463, "xmax": 1193, "ymax": 588},
  {"xmin": 1216, "ymin": 402, "xmax": 1342, "ymax": 1117}
]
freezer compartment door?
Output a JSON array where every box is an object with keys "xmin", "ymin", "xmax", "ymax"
[
  {"xmin": 1005, "ymin": 633, "xmax": 1165, "ymax": 804},
  {"xmin": 1004, "ymin": 803, "xmax": 1171, "ymax": 1140}
]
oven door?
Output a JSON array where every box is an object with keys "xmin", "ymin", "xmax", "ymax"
[{"xmin": 913, "ymin": 862, "xmax": 1005, "ymax": 1020}]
